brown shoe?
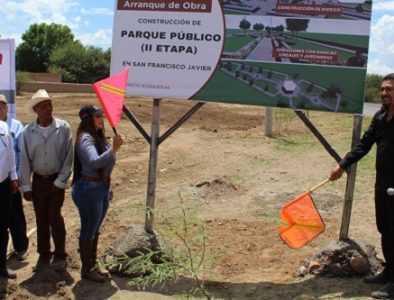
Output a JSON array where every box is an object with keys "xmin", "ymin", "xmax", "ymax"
[
  {"xmin": 82, "ymin": 269, "xmax": 105, "ymax": 282},
  {"xmin": 15, "ymin": 251, "xmax": 28, "ymax": 261},
  {"xmin": 364, "ymin": 270, "xmax": 390, "ymax": 285},
  {"xmin": 371, "ymin": 283, "xmax": 394, "ymax": 299},
  {"xmin": 51, "ymin": 257, "xmax": 67, "ymax": 271},
  {"xmin": 33, "ymin": 255, "xmax": 50, "ymax": 272}
]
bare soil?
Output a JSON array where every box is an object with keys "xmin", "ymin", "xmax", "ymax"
[{"xmin": 2, "ymin": 94, "xmax": 381, "ymax": 299}]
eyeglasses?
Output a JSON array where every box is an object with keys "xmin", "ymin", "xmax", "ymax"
[{"xmin": 380, "ymin": 87, "xmax": 393, "ymax": 92}]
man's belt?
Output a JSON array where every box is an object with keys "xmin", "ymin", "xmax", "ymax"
[{"xmin": 33, "ymin": 173, "xmax": 58, "ymax": 181}]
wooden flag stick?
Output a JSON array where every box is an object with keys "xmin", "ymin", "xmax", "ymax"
[
  {"xmin": 308, "ymin": 178, "xmax": 330, "ymax": 193},
  {"xmin": 112, "ymin": 127, "xmax": 118, "ymax": 135}
]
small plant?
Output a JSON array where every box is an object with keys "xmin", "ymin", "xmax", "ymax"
[{"xmin": 108, "ymin": 194, "xmax": 214, "ymax": 299}]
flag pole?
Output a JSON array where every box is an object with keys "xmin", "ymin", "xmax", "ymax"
[
  {"xmin": 112, "ymin": 127, "xmax": 118, "ymax": 135},
  {"xmin": 308, "ymin": 178, "xmax": 330, "ymax": 193}
]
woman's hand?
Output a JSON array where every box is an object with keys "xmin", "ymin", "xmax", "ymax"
[{"xmin": 112, "ymin": 134, "xmax": 123, "ymax": 154}]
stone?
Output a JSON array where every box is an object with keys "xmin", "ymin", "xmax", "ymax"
[{"xmin": 350, "ymin": 256, "xmax": 370, "ymax": 275}]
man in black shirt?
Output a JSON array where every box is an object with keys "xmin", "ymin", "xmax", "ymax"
[{"xmin": 330, "ymin": 73, "xmax": 394, "ymax": 299}]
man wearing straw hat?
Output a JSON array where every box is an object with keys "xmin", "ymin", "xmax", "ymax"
[
  {"xmin": 330, "ymin": 73, "xmax": 394, "ymax": 299},
  {"xmin": 0, "ymin": 94, "xmax": 29, "ymax": 262},
  {"xmin": 19, "ymin": 89, "xmax": 73, "ymax": 272}
]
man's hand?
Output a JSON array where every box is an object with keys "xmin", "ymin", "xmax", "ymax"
[
  {"xmin": 10, "ymin": 180, "xmax": 19, "ymax": 194},
  {"xmin": 330, "ymin": 165, "xmax": 345, "ymax": 181},
  {"xmin": 23, "ymin": 191, "xmax": 33, "ymax": 201}
]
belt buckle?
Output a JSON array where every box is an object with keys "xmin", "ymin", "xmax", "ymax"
[{"xmin": 42, "ymin": 175, "xmax": 53, "ymax": 181}]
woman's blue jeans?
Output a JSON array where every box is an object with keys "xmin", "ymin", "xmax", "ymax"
[{"xmin": 72, "ymin": 179, "xmax": 110, "ymax": 241}]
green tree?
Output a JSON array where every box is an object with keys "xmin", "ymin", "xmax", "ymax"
[
  {"xmin": 285, "ymin": 18, "xmax": 310, "ymax": 41},
  {"xmin": 239, "ymin": 18, "xmax": 251, "ymax": 36},
  {"xmin": 364, "ymin": 73, "xmax": 383, "ymax": 103},
  {"xmin": 253, "ymin": 23, "xmax": 264, "ymax": 37},
  {"xmin": 80, "ymin": 46, "xmax": 110, "ymax": 82},
  {"xmin": 49, "ymin": 43, "xmax": 110, "ymax": 83},
  {"xmin": 16, "ymin": 23, "xmax": 75, "ymax": 72},
  {"xmin": 49, "ymin": 41, "xmax": 85, "ymax": 82}
]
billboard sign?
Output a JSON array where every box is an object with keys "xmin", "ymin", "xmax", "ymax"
[
  {"xmin": 0, "ymin": 39, "xmax": 16, "ymax": 118},
  {"xmin": 111, "ymin": 0, "xmax": 225, "ymax": 99},
  {"xmin": 111, "ymin": 0, "xmax": 372, "ymax": 114}
]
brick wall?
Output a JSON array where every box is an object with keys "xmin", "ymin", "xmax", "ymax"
[
  {"xmin": 20, "ymin": 82, "xmax": 94, "ymax": 93},
  {"xmin": 27, "ymin": 72, "xmax": 62, "ymax": 83}
]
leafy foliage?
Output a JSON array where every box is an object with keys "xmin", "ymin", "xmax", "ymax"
[
  {"xmin": 239, "ymin": 18, "xmax": 251, "ymax": 35},
  {"xmin": 106, "ymin": 194, "xmax": 215, "ymax": 299},
  {"xmin": 49, "ymin": 43, "xmax": 110, "ymax": 83},
  {"xmin": 16, "ymin": 23, "xmax": 75, "ymax": 72},
  {"xmin": 364, "ymin": 74, "xmax": 383, "ymax": 103}
]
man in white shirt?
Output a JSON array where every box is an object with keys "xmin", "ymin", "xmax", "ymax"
[
  {"xmin": 20, "ymin": 90, "xmax": 73, "ymax": 272},
  {"xmin": 0, "ymin": 94, "xmax": 29, "ymax": 261},
  {"xmin": 0, "ymin": 120, "xmax": 18, "ymax": 279}
]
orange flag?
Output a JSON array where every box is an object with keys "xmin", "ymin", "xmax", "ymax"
[
  {"xmin": 279, "ymin": 190, "xmax": 325, "ymax": 249},
  {"xmin": 93, "ymin": 68, "xmax": 129, "ymax": 128}
]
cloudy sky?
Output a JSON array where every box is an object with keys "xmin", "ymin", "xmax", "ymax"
[{"xmin": 0, "ymin": 0, "xmax": 393, "ymax": 75}]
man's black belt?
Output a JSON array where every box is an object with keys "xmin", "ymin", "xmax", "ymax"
[{"xmin": 33, "ymin": 173, "xmax": 58, "ymax": 181}]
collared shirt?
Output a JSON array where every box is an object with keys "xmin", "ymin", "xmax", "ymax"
[
  {"xmin": 0, "ymin": 120, "xmax": 17, "ymax": 183},
  {"xmin": 340, "ymin": 106, "xmax": 394, "ymax": 189},
  {"xmin": 19, "ymin": 117, "xmax": 73, "ymax": 192},
  {"xmin": 5, "ymin": 117, "xmax": 24, "ymax": 170}
]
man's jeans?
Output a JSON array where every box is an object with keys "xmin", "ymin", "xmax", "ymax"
[{"xmin": 72, "ymin": 179, "xmax": 110, "ymax": 241}]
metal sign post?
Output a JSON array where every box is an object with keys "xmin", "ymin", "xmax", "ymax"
[
  {"xmin": 339, "ymin": 114, "xmax": 363, "ymax": 240},
  {"xmin": 145, "ymin": 98, "xmax": 161, "ymax": 233}
]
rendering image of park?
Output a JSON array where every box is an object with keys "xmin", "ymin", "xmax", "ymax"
[
  {"xmin": 221, "ymin": 0, "xmax": 371, "ymax": 20},
  {"xmin": 223, "ymin": 16, "xmax": 369, "ymax": 68},
  {"xmin": 194, "ymin": 60, "xmax": 366, "ymax": 114}
]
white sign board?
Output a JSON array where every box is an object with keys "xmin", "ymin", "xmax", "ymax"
[
  {"xmin": 111, "ymin": 0, "xmax": 225, "ymax": 99},
  {"xmin": 0, "ymin": 39, "xmax": 16, "ymax": 118}
]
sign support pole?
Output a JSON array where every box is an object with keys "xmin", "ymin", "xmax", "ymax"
[
  {"xmin": 145, "ymin": 98, "xmax": 161, "ymax": 233},
  {"xmin": 339, "ymin": 114, "xmax": 362, "ymax": 240},
  {"xmin": 265, "ymin": 107, "xmax": 273, "ymax": 137}
]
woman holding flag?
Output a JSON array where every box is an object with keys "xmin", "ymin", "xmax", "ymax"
[{"xmin": 71, "ymin": 104, "xmax": 123, "ymax": 282}]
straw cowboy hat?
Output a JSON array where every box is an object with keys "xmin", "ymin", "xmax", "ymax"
[
  {"xmin": 25, "ymin": 89, "xmax": 52, "ymax": 116},
  {"xmin": 0, "ymin": 94, "xmax": 6, "ymax": 104}
]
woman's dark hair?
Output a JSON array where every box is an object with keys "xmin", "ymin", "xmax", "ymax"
[{"xmin": 71, "ymin": 114, "xmax": 108, "ymax": 185}]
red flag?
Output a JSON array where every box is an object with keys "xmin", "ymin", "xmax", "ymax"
[
  {"xmin": 279, "ymin": 191, "xmax": 325, "ymax": 249},
  {"xmin": 93, "ymin": 68, "xmax": 129, "ymax": 128}
]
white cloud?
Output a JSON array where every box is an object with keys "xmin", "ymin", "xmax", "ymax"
[
  {"xmin": 367, "ymin": 58, "xmax": 394, "ymax": 75},
  {"xmin": 369, "ymin": 14, "xmax": 394, "ymax": 53},
  {"xmin": 372, "ymin": 1, "xmax": 394, "ymax": 11},
  {"xmin": 76, "ymin": 29, "xmax": 112, "ymax": 49},
  {"xmin": 0, "ymin": 0, "xmax": 81, "ymax": 35},
  {"xmin": 80, "ymin": 8, "xmax": 113, "ymax": 16}
]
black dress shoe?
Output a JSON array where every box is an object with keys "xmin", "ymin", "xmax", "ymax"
[
  {"xmin": 371, "ymin": 283, "xmax": 394, "ymax": 299},
  {"xmin": 0, "ymin": 268, "xmax": 16, "ymax": 279},
  {"xmin": 364, "ymin": 270, "xmax": 390, "ymax": 284}
]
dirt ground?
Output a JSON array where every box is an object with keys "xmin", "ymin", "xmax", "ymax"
[{"xmin": 1, "ymin": 94, "xmax": 383, "ymax": 299}]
